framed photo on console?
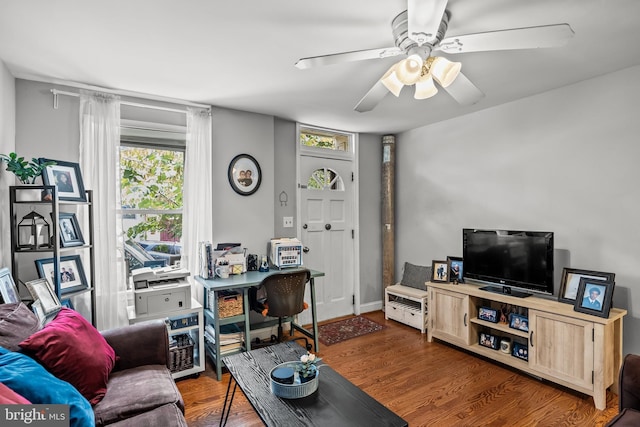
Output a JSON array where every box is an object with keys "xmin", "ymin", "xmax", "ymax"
[
  {"xmin": 574, "ymin": 278, "xmax": 614, "ymax": 318},
  {"xmin": 557, "ymin": 268, "xmax": 615, "ymax": 305},
  {"xmin": 446, "ymin": 256, "xmax": 464, "ymax": 284},
  {"xmin": 431, "ymin": 260, "xmax": 449, "ymax": 283}
]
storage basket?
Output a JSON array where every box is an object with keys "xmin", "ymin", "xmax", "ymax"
[
  {"xmin": 269, "ymin": 361, "xmax": 319, "ymax": 399},
  {"xmin": 210, "ymin": 290, "xmax": 243, "ymax": 318},
  {"xmin": 169, "ymin": 334, "xmax": 194, "ymax": 373}
]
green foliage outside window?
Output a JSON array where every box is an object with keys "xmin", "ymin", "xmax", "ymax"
[{"xmin": 120, "ymin": 147, "xmax": 184, "ymax": 240}]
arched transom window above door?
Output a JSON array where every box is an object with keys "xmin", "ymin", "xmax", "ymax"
[{"xmin": 307, "ymin": 167, "xmax": 344, "ymax": 191}]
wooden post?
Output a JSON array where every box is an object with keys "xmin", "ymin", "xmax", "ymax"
[{"xmin": 382, "ymin": 135, "xmax": 395, "ymax": 303}]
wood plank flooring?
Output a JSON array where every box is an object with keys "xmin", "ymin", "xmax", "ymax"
[{"xmin": 177, "ymin": 311, "xmax": 620, "ymax": 426}]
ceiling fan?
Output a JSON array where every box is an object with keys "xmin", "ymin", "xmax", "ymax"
[{"xmin": 295, "ymin": 0, "xmax": 574, "ymax": 112}]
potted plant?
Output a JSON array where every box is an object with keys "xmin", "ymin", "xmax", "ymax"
[
  {"xmin": 296, "ymin": 351, "xmax": 322, "ymax": 383},
  {"xmin": 1, "ymin": 153, "xmax": 56, "ymax": 201}
]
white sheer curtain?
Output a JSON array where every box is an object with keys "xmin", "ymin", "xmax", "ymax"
[
  {"xmin": 79, "ymin": 90, "xmax": 128, "ymax": 330},
  {"xmin": 182, "ymin": 108, "xmax": 213, "ymax": 303}
]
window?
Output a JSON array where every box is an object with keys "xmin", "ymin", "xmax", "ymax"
[
  {"xmin": 119, "ymin": 120, "xmax": 186, "ymax": 272},
  {"xmin": 300, "ymin": 126, "xmax": 352, "ymax": 155}
]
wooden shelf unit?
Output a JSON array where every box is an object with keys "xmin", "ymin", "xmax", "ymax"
[{"xmin": 427, "ymin": 281, "xmax": 626, "ymax": 410}]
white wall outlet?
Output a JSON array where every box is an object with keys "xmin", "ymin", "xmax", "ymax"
[{"xmin": 283, "ymin": 216, "xmax": 294, "ymax": 228}]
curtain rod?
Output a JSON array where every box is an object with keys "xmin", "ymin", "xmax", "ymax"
[{"xmin": 50, "ymin": 89, "xmax": 209, "ymax": 115}]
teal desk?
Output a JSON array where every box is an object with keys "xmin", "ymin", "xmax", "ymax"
[{"xmin": 195, "ymin": 268, "xmax": 324, "ymax": 380}]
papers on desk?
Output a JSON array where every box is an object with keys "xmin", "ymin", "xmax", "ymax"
[{"xmin": 205, "ymin": 324, "xmax": 244, "ymax": 354}]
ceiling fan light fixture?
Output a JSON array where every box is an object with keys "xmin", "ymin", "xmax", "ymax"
[
  {"xmin": 429, "ymin": 56, "xmax": 461, "ymax": 88},
  {"xmin": 395, "ymin": 54, "xmax": 424, "ymax": 85},
  {"xmin": 380, "ymin": 64, "xmax": 404, "ymax": 97},
  {"xmin": 414, "ymin": 74, "xmax": 438, "ymax": 100}
]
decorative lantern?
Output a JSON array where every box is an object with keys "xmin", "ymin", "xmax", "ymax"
[{"xmin": 18, "ymin": 211, "xmax": 51, "ymax": 249}]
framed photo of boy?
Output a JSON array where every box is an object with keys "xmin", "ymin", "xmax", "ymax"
[
  {"xmin": 557, "ymin": 268, "xmax": 615, "ymax": 305},
  {"xmin": 431, "ymin": 260, "xmax": 449, "ymax": 283},
  {"xmin": 227, "ymin": 154, "xmax": 262, "ymax": 196},
  {"xmin": 55, "ymin": 212, "xmax": 85, "ymax": 247},
  {"xmin": 0, "ymin": 267, "xmax": 20, "ymax": 304},
  {"xmin": 39, "ymin": 158, "xmax": 86, "ymax": 202},
  {"xmin": 574, "ymin": 278, "xmax": 614, "ymax": 318},
  {"xmin": 35, "ymin": 255, "xmax": 89, "ymax": 295}
]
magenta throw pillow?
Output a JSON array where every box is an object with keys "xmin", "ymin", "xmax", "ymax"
[{"xmin": 19, "ymin": 308, "xmax": 116, "ymax": 405}]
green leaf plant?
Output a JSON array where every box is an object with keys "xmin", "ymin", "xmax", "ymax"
[{"xmin": 0, "ymin": 153, "xmax": 55, "ymax": 184}]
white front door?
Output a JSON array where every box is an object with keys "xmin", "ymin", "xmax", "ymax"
[{"xmin": 299, "ymin": 155, "xmax": 355, "ymax": 322}]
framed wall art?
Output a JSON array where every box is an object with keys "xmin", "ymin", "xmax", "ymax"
[
  {"xmin": 0, "ymin": 267, "xmax": 20, "ymax": 304},
  {"xmin": 55, "ymin": 212, "xmax": 85, "ymax": 247},
  {"xmin": 557, "ymin": 268, "xmax": 615, "ymax": 305},
  {"xmin": 431, "ymin": 260, "xmax": 449, "ymax": 283},
  {"xmin": 574, "ymin": 278, "xmax": 615, "ymax": 318},
  {"xmin": 228, "ymin": 154, "xmax": 261, "ymax": 196},
  {"xmin": 35, "ymin": 255, "xmax": 89, "ymax": 295},
  {"xmin": 39, "ymin": 158, "xmax": 86, "ymax": 202}
]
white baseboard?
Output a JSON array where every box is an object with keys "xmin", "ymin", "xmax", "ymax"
[{"xmin": 358, "ymin": 300, "xmax": 383, "ymax": 315}]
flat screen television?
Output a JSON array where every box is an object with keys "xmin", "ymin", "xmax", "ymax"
[{"xmin": 462, "ymin": 229, "xmax": 554, "ymax": 297}]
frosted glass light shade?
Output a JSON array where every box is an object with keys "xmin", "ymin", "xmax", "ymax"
[
  {"xmin": 381, "ymin": 64, "xmax": 404, "ymax": 97},
  {"xmin": 430, "ymin": 57, "xmax": 461, "ymax": 87},
  {"xmin": 414, "ymin": 74, "xmax": 438, "ymax": 99},
  {"xmin": 396, "ymin": 55, "xmax": 423, "ymax": 85}
]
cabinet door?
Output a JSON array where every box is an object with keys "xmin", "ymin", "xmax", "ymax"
[
  {"xmin": 528, "ymin": 310, "xmax": 594, "ymax": 391},
  {"xmin": 429, "ymin": 288, "xmax": 470, "ymax": 346}
]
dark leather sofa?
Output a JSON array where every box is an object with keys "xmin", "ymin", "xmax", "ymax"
[{"xmin": 605, "ymin": 354, "xmax": 640, "ymax": 426}]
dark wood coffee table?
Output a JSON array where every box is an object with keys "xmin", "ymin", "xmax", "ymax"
[{"xmin": 221, "ymin": 341, "xmax": 407, "ymax": 426}]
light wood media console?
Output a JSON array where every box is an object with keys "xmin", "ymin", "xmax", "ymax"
[{"xmin": 426, "ymin": 281, "xmax": 626, "ymax": 410}]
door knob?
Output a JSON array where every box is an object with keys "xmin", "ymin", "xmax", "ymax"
[
  {"xmin": 303, "ymin": 224, "xmax": 308, "ymax": 229},
  {"xmin": 325, "ymin": 224, "xmax": 331, "ymax": 230},
  {"xmin": 303, "ymin": 246, "xmax": 310, "ymax": 253}
]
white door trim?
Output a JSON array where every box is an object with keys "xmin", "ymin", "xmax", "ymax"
[{"xmin": 295, "ymin": 123, "xmax": 361, "ymax": 318}]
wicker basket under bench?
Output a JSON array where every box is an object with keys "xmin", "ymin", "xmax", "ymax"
[{"xmin": 385, "ymin": 284, "xmax": 428, "ymax": 333}]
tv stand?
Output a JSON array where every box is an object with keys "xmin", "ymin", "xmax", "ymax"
[
  {"xmin": 480, "ymin": 285, "xmax": 532, "ymax": 298},
  {"xmin": 427, "ymin": 281, "xmax": 627, "ymax": 410}
]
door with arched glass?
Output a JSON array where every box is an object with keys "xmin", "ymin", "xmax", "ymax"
[{"xmin": 299, "ymin": 155, "xmax": 355, "ymax": 322}]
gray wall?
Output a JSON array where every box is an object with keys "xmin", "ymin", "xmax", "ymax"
[
  {"xmin": 0, "ymin": 60, "xmax": 15, "ymax": 269},
  {"xmin": 358, "ymin": 133, "xmax": 383, "ymax": 306},
  {"xmin": 273, "ymin": 118, "xmax": 297, "ymax": 239},
  {"xmin": 395, "ymin": 65, "xmax": 640, "ymax": 355}
]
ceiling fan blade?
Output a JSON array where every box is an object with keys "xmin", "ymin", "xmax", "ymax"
[
  {"xmin": 435, "ymin": 23, "xmax": 574, "ymax": 54},
  {"xmin": 295, "ymin": 47, "xmax": 403, "ymax": 69},
  {"xmin": 442, "ymin": 72, "xmax": 484, "ymax": 105},
  {"xmin": 407, "ymin": 0, "xmax": 449, "ymax": 46},
  {"xmin": 354, "ymin": 80, "xmax": 389, "ymax": 113}
]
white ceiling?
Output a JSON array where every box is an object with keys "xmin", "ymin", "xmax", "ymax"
[{"xmin": 1, "ymin": 0, "xmax": 639, "ymax": 134}]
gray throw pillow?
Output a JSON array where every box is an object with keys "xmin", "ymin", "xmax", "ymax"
[
  {"xmin": 400, "ymin": 262, "xmax": 431, "ymax": 290},
  {"xmin": 0, "ymin": 302, "xmax": 40, "ymax": 351}
]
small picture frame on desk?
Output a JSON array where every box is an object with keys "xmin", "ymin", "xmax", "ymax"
[
  {"xmin": 574, "ymin": 278, "xmax": 614, "ymax": 318},
  {"xmin": 431, "ymin": 260, "xmax": 449, "ymax": 283}
]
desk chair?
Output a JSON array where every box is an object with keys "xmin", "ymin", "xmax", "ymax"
[{"xmin": 250, "ymin": 269, "xmax": 312, "ymax": 350}]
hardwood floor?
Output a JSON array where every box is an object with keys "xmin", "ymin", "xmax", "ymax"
[{"xmin": 177, "ymin": 311, "xmax": 620, "ymax": 426}]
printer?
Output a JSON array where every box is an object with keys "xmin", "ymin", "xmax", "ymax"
[{"xmin": 132, "ymin": 266, "xmax": 191, "ymax": 316}]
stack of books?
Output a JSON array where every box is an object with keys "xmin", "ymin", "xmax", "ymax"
[{"xmin": 204, "ymin": 323, "xmax": 244, "ymax": 355}]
